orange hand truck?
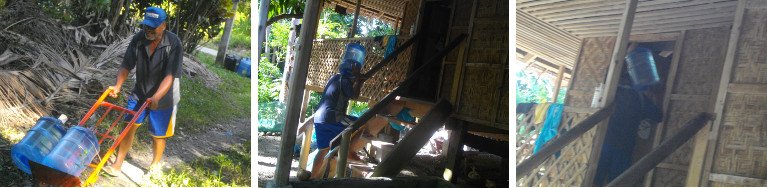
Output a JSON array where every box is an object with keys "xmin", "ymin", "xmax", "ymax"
[{"xmin": 28, "ymin": 88, "xmax": 150, "ymax": 187}]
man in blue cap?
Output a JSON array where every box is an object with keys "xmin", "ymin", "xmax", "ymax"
[{"xmin": 102, "ymin": 6, "xmax": 183, "ymax": 176}]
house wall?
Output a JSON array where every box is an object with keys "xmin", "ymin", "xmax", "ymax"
[
  {"xmin": 650, "ymin": 26, "xmax": 730, "ymax": 187},
  {"xmin": 562, "ymin": 37, "xmax": 616, "ymax": 108},
  {"xmin": 439, "ymin": 0, "xmax": 509, "ymax": 129},
  {"xmin": 563, "ymin": 27, "xmax": 730, "ymax": 186},
  {"xmin": 709, "ymin": 1, "xmax": 767, "ymax": 186}
]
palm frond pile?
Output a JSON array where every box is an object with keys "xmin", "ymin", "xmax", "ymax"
[{"xmin": 0, "ymin": 2, "xmax": 219, "ymax": 134}]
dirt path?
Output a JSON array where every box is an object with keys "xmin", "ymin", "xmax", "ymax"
[
  {"xmin": 90, "ymin": 117, "xmax": 251, "ymax": 187},
  {"xmin": 257, "ymin": 134, "xmax": 302, "ymax": 188}
]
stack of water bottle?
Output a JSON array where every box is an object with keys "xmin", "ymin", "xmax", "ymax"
[
  {"xmin": 11, "ymin": 116, "xmax": 100, "ymax": 177},
  {"xmin": 224, "ymin": 54, "xmax": 251, "ymax": 78}
]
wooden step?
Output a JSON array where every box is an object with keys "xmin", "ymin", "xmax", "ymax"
[
  {"xmin": 376, "ymin": 114, "xmax": 417, "ymax": 128},
  {"xmin": 395, "ymin": 96, "xmax": 436, "ymax": 106},
  {"xmin": 372, "ymin": 99, "xmax": 453, "ymax": 177},
  {"xmin": 348, "ymin": 160, "xmax": 376, "ymax": 178},
  {"xmin": 396, "ymin": 96, "xmax": 435, "ymax": 118},
  {"xmin": 370, "ymin": 140, "xmax": 396, "ymax": 163}
]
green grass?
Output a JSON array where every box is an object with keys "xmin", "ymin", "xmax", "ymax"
[
  {"xmin": 0, "ymin": 138, "xmax": 33, "ymax": 186},
  {"xmin": 148, "ymin": 142, "xmax": 251, "ymax": 187},
  {"xmin": 174, "ymin": 52, "xmax": 251, "ymax": 134}
]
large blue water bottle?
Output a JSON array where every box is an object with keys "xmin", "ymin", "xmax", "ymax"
[
  {"xmin": 339, "ymin": 43, "xmax": 366, "ymax": 77},
  {"xmin": 237, "ymin": 57, "xmax": 251, "ymax": 77},
  {"xmin": 625, "ymin": 47, "xmax": 660, "ymax": 91},
  {"xmin": 42, "ymin": 126, "xmax": 100, "ymax": 176},
  {"xmin": 11, "ymin": 116, "xmax": 66, "ymax": 174}
]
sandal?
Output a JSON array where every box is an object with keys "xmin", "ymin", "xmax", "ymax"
[{"xmin": 100, "ymin": 166, "xmax": 120, "ymax": 177}]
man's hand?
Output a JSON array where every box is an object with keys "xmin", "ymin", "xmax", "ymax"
[
  {"xmin": 350, "ymin": 63, "xmax": 369, "ymax": 83},
  {"xmin": 108, "ymin": 86, "xmax": 120, "ymax": 98},
  {"xmin": 148, "ymin": 96, "xmax": 159, "ymax": 110}
]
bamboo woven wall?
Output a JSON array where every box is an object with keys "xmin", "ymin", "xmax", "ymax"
[
  {"xmin": 398, "ymin": 0, "xmax": 419, "ymax": 36},
  {"xmin": 648, "ymin": 27, "xmax": 730, "ymax": 186},
  {"xmin": 305, "ymin": 36, "xmax": 413, "ymax": 103},
  {"xmin": 516, "ymin": 107, "xmax": 598, "ymax": 187},
  {"xmin": 711, "ymin": 2, "xmax": 767, "ymax": 185},
  {"xmin": 563, "ymin": 37, "xmax": 615, "ymax": 108},
  {"xmin": 454, "ymin": 0, "xmax": 509, "ymax": 129}
]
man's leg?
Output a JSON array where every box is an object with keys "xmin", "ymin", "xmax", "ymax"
[
  {"xmin": 110, "ymin": 122, "xmax": 141, "ymax": 171},
  {"xmin": 150, "ymin": 137, "xmax": 166, "ymax": 169},
  {"xmin": 146, "ymin": 105, "xmax": 176, "ymax": 171},
  {"xmin": 311, "ymin": 148, "xmax": 329, "ymax": 179}
]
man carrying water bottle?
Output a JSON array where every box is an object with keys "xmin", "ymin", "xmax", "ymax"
[
  {"xmin": 102, "ymin": 6, "xmax": 183, "ymax": 177},
  {"xmin": 310, "ymin": 43, "xmax": 406, "ymax": 179}
]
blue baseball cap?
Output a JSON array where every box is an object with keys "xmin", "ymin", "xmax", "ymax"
[{"xmin": 140, "ymin": 7, "xmax": 166, "ymax": 28}]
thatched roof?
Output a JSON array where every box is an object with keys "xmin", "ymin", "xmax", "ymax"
[{"xmin": 516, "ymin": 0, "xmax": 737, "ymax": 72}]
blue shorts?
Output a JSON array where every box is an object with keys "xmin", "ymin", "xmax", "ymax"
[
  {"xmin": 123, "ymin": 97, "xmax": 177, "ymax": 138},
  {"xmin": 314, "ymin": 116, "xmax": 357, "ymax": 149}
]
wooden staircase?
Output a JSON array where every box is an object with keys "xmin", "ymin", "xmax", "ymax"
[
  {"xmin": 361, "ymin": 97, "xmax": 450, "ymax": 178},
  {"xmin": 313, "ymin": 34, "xmax": 468, "ymax": 179}
]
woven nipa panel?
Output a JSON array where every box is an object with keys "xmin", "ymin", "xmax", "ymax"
[
  {"xmin": 517, "ymin": 109, "xmax": 596, "ymax": 187},
  {"xmin": 306, "ymin": 37, "xmax": 412, "ymax": 102},
  {"xmin": 713, "ymin": 93, "xmax": 767, "ymax": 179},
  {"xmin": 565, "ymin": 37, "xmax": 615, "ymax": 108}
]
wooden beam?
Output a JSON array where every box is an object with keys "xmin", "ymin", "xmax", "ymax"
[
  {"xmin": 348, "ymin": 0, "xmax": 362, "ymax": 38},
  {"xmin": 644, "ymin": 31, "xmax": 687, "ymax": 187},
  {"xmin": 709, "ymin": 173, "xmax": 767, "ymax": 186},
  {"xmin": 274, "ymin": 0, "xmax": 323, "ymax": 186},
  {"xmin": 516, "ymin": 102, "xmax": 616, "ymax": 180},
  {"xmin": 550, "ymin": 1, "xmax": 736, "ymax": 26},
  {"xmin": 519, "ymin": 0, "xmax": 605, "ymax": 13},
  {"xmin": 564, "ymin": 13, "xmax": 734, "ymax": 32},
  {"xmin": 572, "ymin": 16, "xmax": 733, "ymax": 35},
  {"xmin": 539, "ymin": 0, "xmax": 734, "ymax": 22},
  {"xmin": 582, "ymin": 0, "xmax": 638, "ymax": 186},
  {"xmin": 702, "ymin": 0, "xmax": 746, "ymax": 186},
  {"xmin": 576, "ymin": 21, "xmax": 732, "ymax": 38},
  {"xmin": 558, "ymin": 7, "xmax": 735, "ymax": 30},
  {"xmin": 552, "ymin": 66, "xmax": 565, "ymax": 102},
  {"xmin": 443, "ymin": 118, "xmax": 465, "ymax": 182},
  {"xmin": 372, "ymin": 100, "xmax": 452, "ymax": 177},
  {"xmin": 607, "ymin": 113, "xmax": 714, "ymax": 187},
  {"xmin": 727, "ymin": 83, "xmax": 767, "ymax": 94},
  {"xmin": 628, "ymin": 32, "xmax": 679, "ymax": 42}
]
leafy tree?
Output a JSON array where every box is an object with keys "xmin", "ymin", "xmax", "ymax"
[
  {"xmin": 259, "ymin": 57, "xmax": 282, "ymax": 103},
  {"xmin": 516, "ymin": 70, "xmax": 554, "ymax": 104},
  {"xmin": 133, "ymin": 0, "xmax": 237, "ymax": 53}
]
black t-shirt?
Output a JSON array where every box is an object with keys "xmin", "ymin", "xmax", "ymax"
[{"xmin": 121, "ymin": 30, "xmax": 183, "ymax": 110}]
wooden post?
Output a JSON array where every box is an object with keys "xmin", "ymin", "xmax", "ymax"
[
  {"xmin": 552, "ymin": 66, "xmax": 565, "ymax": 102},
  {"xmin": 299, "ymin": 121, "xmax": 314, "ymax": 170},
  {"xmin": 581, "ymin": 0, "xmax": 638, "ymax": 186},
  {"xmin": 335, "ymin": 128, "xmax": 352, "ymax": 178},
  {"xmin": 298, "ymin": 89, "xmax": 313, "ymax": 170},
  {"xmin": 273, "ymin": 0, "xmax": 323, "ymax": 186},
  {"xmin": 215, "ymin": 0, "xmax": 239, "ymax": 66},
  {"xmin": 257, "ymin": 0, "xmax": 269, "ymax": 58},
  {"xmin": 443, "ymin": 118, "xmax": 464, "ymax": 182},
  {"xmin": 701, "ymin": 0, "xmax": 747, "ymax": 186},
  {"xmin": 349, "ymin": 0, "xmax": 362, "ymax": 38}
]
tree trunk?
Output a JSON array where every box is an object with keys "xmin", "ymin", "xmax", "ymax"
[
  {"xmin": 257, "ymin": 0, "xmax": 270, "ymax": 58},
  {"xmin": 279, "ymin": 18, "xmax": 299, "ymax": 103},
  {"xmin": 215, "ymin": 0, "xmax": 239, "ymax": 66}
]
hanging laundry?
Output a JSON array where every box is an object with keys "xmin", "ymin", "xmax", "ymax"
[
  {"xmin": 533, "ymin": 103, "xmax": 565, "ymax": 154},
  {"xmin": 533, "ymin": 103, "xmax": 552, "ymax": 124}
]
